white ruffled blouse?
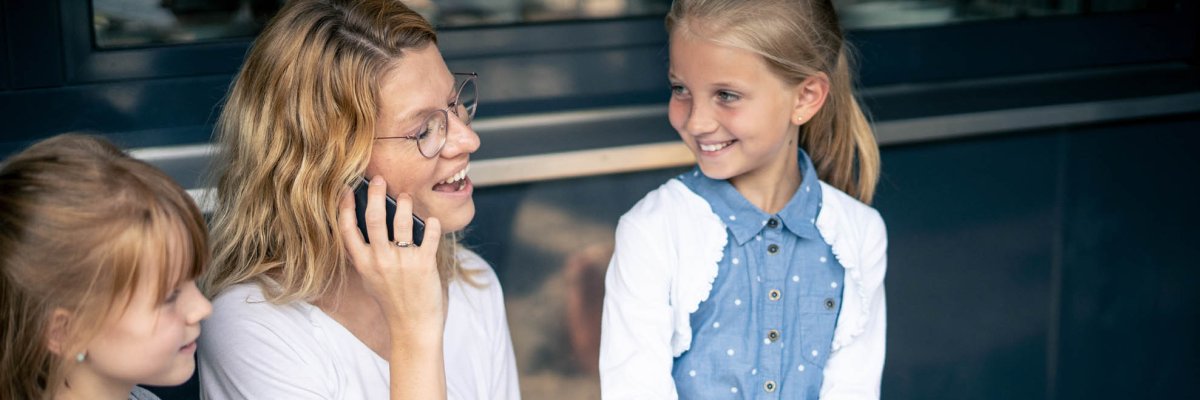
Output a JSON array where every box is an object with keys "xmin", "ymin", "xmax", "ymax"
[{"xmin": 600, "ymin": 179, "xmax": 888, "ymax": 400}]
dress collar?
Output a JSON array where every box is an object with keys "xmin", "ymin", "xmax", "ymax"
[{"xmin": 678, "ymin": 148, "xmax": 823, "ymax": 245}]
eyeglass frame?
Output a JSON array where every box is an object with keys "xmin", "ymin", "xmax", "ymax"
[{"xmin": 374, "ymin": 72, "xmax": 478, "ymax": 158}]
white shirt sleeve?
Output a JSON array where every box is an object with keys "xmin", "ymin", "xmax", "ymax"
[
  {"xmin": 599, "ymin": 216, "xmax": 679, "ymax": 400},
  {"xmin": 486, "ymin": 269, "xmax": 522, "ymax": 399},
  {"xmin": 821, "ymin": 209, "xmax": 888, "ymax": 400},
  {"xmin": 198, "ymin": 287, "xmax": 332, "ymax": 400}
]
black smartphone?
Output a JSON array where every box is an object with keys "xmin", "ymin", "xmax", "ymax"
[{"xmin": 353, "ymin": 177, "xmax": 425, "ymax": 245}]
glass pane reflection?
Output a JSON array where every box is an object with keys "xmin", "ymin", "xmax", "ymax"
[
  {"xmin": 836, "ymin": 0, "xmax": 1154, "ymax": 30},
  {"xmin": 91, "ymin": 0, "xmax": 1158, "ymax": 48}
]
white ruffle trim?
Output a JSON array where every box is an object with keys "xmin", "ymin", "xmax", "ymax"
[
  {"xmin": 816, "ymin": 182, "xmax": 871, "ymax": 351},
  {"xmin": 665, "ymin": 179, "xmax": 727, "ymax": 357}
]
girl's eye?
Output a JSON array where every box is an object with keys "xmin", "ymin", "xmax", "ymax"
[
  {"xmin": 670, "ymin": 84, "xmax": 688, "ymax": 97},
  {"xmin": 716, "ymin": 90, "xmax": 741, "ymax": 103},
  {"xmin": 165, "ymin": 289, "xmax": 182, "ymax": 304}
]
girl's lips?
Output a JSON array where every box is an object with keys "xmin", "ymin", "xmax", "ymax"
[
  {"xmin": 698, "ymin": 139, "xmax": 736, "ymax": 155},
  {"xmin": 180, "ymin": 341, "xmax": 197, "ymax": 353}
]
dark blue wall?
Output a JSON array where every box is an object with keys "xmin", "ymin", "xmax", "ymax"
[{"xmin": 459, "ymin": 114, "xmax": 1200, "ymax": 400}]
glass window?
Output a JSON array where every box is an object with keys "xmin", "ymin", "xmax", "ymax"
[
  {"xmin": 837, "ymin": 0, "xmax": 1155, "ymax": 30},
  {"xmin": 91, "ymin": 0, "xmax": 672, "ymax": 49},
  {"xmin": 92, "ymin": 0, "xmax": 1158, "ymax": 49}
]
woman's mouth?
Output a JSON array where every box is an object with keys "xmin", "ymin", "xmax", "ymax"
[{"xmin": 433, "ymin": 164, "xmax": 470, "ymax": 192}]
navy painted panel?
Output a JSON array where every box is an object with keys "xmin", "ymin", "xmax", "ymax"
[
  {"xmin": 4, "ymin": 0, "xmax": 64, "ymax": 88},
  {"xmin": 0, "ymin": 0, "xmax": 9, "ymax": 90},
  {"xmin": 1057, "ymin": 117, "xmax": 1200, "ymax": 399},
  {"xmin": 873, "ymin": 133, "xmax": 1058, "ymax": 400},
  {"xmin": 0, "ymin": 75, "xmax": 232, "ymax": 156}
]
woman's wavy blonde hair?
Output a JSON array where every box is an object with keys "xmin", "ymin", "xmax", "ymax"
[
  {"xmin": 667, "ymin": 0, "xmax": 881, "ymax": 204},
  {"xmin": 204, "ymin": 0, "xmax": 464, "ymax": 303},
  {"xmin": 0, "ymin": 134, "xmax": 208, "ymax": 400}
]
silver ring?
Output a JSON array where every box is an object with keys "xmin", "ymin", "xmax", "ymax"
[{"xmin": 393, "ymin": 241, "xmax": 413, "ymax": 248}]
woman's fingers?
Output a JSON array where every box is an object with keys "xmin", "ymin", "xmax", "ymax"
[
  {"xmin": 365, "ymin": 175, "xmax": 390, "ymax": 245},
  {"xmin": 337, "ymin": 188, "xmax": 369, "ymax": 260},
  {"xmin": 393, "ymin": 193, "xmax": 414, "ymax": 246},
  {"xmin": 420, "ymin": 217, "xmax": 442, "ymax": 255}
]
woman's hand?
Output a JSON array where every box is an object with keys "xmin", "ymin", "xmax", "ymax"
[
  {"xmin": 337, "ymin": 176, "xmax": 445, "ymax": 337},
  {"xmin": 337, "ymin": 175, "xmax": 448, "ymax": 399}
]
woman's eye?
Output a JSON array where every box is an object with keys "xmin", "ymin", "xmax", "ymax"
[{"xmin": 716, "ymin": 90, "xmax": 741, "ymax": 103}]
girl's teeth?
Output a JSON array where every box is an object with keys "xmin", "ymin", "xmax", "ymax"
[{"xmin": 700, "ymin": 142, "xmax": 731, "ymax": 152}]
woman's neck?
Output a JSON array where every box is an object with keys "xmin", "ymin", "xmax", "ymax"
[
  {"xmin": 56, "ymin": 366, "xmax": 134, "ymax": 400},
  {"xmin": 313, "ymin": 269, "xmax": 391, "ymax": 358},
  {"xmin": 729, "ymin": 148, "xmax": 802, "ymax": 214}
]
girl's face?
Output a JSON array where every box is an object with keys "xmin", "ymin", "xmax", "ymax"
[
  {"xmin": 668, "ymin": 31, "xmax": 803, "ymax": 184},
  {"xmin": 79, "ymin": 235, "xmax": 212, "ymax": 389},
  {"xmin": 366, "ymin": 44, "xmax": 480, "ymax": 233}
]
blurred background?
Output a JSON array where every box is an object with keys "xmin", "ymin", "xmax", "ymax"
[{"xmin": 2, "ymin": 0, "xmax": 1198, "ymax": 399}]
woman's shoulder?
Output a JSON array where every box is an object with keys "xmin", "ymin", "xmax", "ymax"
[
  {"xmin": 203, "ymin": 282, "xmax": 317, "ymax": 340},
  {"xmin": 451, "ymin": 247, "xmax": 504, "ymax": 304}
]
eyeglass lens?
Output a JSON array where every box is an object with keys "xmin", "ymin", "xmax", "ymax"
[{"xmin": 417, "ymin": 75, "xmax": 477, "ymax": 158}]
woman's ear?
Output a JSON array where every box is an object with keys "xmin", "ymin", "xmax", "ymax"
[
  {"xmin": 45, "ymin": 308, "xmax": 73, "ymax": 356},
  {"xmin": 792, "ymin": 73, "xmax": 830, "ymax": 125}
]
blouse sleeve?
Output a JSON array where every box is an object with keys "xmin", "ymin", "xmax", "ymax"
[
  {"xmin": 820, "ymin": 209, "xmax": 888, "ymax": 400},
  {"xmin": 485, "ymin": 270, "xmax": 522, "ymax": 399},
  {"xmin": 599, "ymin": 216, "xmax": 679, "ymax": 400},
  {"xmin": 198, "ymin": 292, "xmax": 330, "ymax": 400}
]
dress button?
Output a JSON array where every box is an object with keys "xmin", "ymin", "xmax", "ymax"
[
  {"xmin": 764, "ymin": 380, "xmax": 777, "ymax": 393},
  {"xmin": 766, "ymin": 218, "xmax": 779, "ymax": 228},
  {"xmin": 767, "ymin": 329, "xmax": 780, "ymax": 342},
  {"xmin": 767, "ymin": 244, "xmax": 780, "ymax": 254},
  {"xmin": 824, "ymin": 298, "xmax": 836, "ymax": 310},
  {"xmin": 768, "ymin": 289, "xmax": 781, "ymax": 301}
]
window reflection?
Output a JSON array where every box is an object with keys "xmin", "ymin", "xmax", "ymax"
[
  {"xmin": 835, "ymin": 0, "xmax": 1153, "ymax": 30},
  {"xmin": 91, "ymin": 0, "xmax": 671, "ymax": 48},
  {"xmin": 92, "ymin": 0, "xmax": 1157, "ymax": 48}
]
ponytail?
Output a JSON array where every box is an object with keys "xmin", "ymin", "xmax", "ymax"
[
  {"xmin": 668, "ymin": 0, "xmax": 881, "ymax": 204},
  {"xmin": 801, "ymin": 49, "xmax": 880, "ymax": 204}
]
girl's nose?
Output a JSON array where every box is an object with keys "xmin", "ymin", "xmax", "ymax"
[
  {"xmin": 683, "ymin": 102, "xmax": 718, "ymax": 136},
  {"xmin": 185, "ymin": 282, "xmax": 213, "ymax": 324}
]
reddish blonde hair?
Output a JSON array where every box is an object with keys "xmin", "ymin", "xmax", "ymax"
[{"xmin": 0, "ymin": 134, "xmax": 208, "ymax": 399}]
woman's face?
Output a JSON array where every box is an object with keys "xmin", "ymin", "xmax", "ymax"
[{"xmin": 366, "ymin": 45, "xmax": 480, "ymax": 234}]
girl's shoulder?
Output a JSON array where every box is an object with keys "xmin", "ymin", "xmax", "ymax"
[
  {"xmin": 128, "ymin": 386, "xmax": 160, "ymax": 400},
  {"xmin": 621, "ymin": 178, "xmax": 713, "ymax": 225},
  {"xmin": 817, "ymin": 180, "xmax": 885, "ymax": 236}
]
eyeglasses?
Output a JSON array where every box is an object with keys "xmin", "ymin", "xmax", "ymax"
[{"xmin": 375, "ymin": 72, "xmax": 478, "ymax": 158}]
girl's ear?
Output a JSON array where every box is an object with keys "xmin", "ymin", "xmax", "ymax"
[
  {"xmin": 792, "ymin": 73, "xmax": 830, "ymax": 125},
  {"xmin": 45, "ymin": 308, "xmax": 73, "ymax": 356}
]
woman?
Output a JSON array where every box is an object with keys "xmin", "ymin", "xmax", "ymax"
[{"xmin": 197, "ymin": 1, "xmax": 519, "ymax": 399}]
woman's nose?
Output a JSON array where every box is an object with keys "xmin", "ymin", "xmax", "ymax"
[{"xmin": 440, "ymin": 116, "xmax": 480, "ymax": 158}]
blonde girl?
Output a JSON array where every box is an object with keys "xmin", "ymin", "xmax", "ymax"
[
  {"xmin": 198, "ymin": 0, "xmax": 518, "ymax": 399},
  {"xmin": 0, "ymin": 134, "xmax": 212, "ymax": 400},
  {"xmin": 600, "ymin": 0, "xmax": 887, "ymax": 398}
]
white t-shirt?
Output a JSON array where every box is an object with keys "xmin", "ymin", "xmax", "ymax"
[{"xmin": 198, "ymin": 250, "xmax": 520, "ymax": 399}]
